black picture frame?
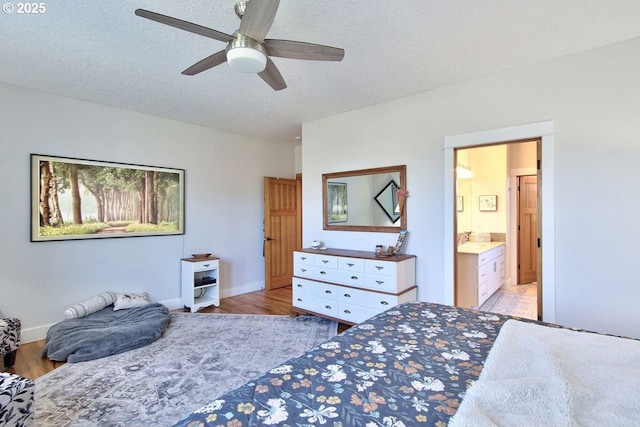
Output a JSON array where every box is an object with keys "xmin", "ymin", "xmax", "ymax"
[{"xmin": 374, "ymin": 180, "xmax": 401, "ymax": 223}]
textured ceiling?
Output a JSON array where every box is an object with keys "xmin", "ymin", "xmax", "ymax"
[{"xmin": 2, "ymin": 1, "xmax": 640, "ymax": 144}]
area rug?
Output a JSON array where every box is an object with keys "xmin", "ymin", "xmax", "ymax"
[
  {"xmin": 35, "ymin": 313, "xmax": 338, "ymax": 426},
  {"xmin": 479, "ymin": 291, "xmax": 537, "ymax": 320}
]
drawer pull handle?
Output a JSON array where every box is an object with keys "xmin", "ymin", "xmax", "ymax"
[
  {"xmin": 375, "ymin": 266, "xmax": 384, "ymax": 270},
  {"xmin": 350, "ymin": 275, "xmax": 358, "ymax": 280},
  {"xmin": 325, "ymin": 305, "xmax": 332, "ymax": 309},
  {"xmin": 301, "ymin": 268, "xmax": 307, "ymax": 272},
  {"xmin": 344, "ymin": 309, "xmax": 351, "ymax": 314},
  {"xmin": 320, "ymin": 271, "xmax": 327, "ymax": 275},
  {"xmin": 297, "ymin": 284, "xmax": 302, "ymax": 287},
  {"xmin": 300, "ymin": 257, "xmax": 307, "ymax": 260},
  {"xmin": 376, "ymin": 280, "xmax": 384, "ymax": 285},
  {"xmin": 325, "ymin": 290, "xmax": 332, "ymax": 294},
  {"xmin": 347, "ymin": 263, "xmax": 354, "ymax": 267},
  {"xmin": 344, "ymin": 293, "xmax": 351, "ymax": 298},
  {"xmin": 203, "ymin": 264, "xmax": 210, "ymax": 267},
  {"xmin": 297, "ymin": 298, "xmax": 303, "ymax": 302},
  {"xmin": 380, "ymin": 301, "xmax": 389, "ymax": 305},
  {"xmin": 322, "ymin": 260, "xmax": 329, "ymax": 264}
]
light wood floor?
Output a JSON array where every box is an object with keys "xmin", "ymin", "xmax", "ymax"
[{"xmin": 3, "ymin": 286, "xmax": 350, "ymax": 380}]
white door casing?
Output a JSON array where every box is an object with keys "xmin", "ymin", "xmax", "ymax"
[{"xmin": 443, "ymin": 120, "xmax": 555, "ymax": 323}]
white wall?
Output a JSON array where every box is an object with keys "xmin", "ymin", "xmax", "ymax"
[
  {"xmin": 0, "ymin": 83, "xmax": 295, "ymax": 342},
  {"xmin": 303, "ymin": 36, "xmax": 640, "ymax": 339}
]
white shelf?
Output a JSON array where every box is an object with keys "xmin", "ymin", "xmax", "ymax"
[{"xmin": 181, "ymin": 257, "xmax": 220, "ymax": 312}]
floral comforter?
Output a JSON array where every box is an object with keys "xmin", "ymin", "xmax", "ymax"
[{"xmin": 173, "ymin": 301, "xmax": 512, "ymax": 427}]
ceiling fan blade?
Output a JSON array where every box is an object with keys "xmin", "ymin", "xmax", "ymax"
[
  {"xmin": 258, "ymin": 57, "xmax": 287, "ymax": 91},
  {"xmin": 264, "ymin": 39, "xmax": 345, "ymax": 61},
  {"xmin": 135, "ymin": 9, "xmax": 233, "ymax": 43},
  {"xmin": 182, "ymin": 50, "xmax": 228, "ymax": 76},
  {"xmin": 239, "ymin": 0, "xmax": 280, "ymax": 42}
]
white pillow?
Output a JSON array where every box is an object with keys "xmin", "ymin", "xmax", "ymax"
[
  {"xmin": 64, "ymin": 291, "xmax": 117, "ymax": 319},
  {"xmin": 113, "ymin": 292, "xmax": 150, "ymax": 311}
]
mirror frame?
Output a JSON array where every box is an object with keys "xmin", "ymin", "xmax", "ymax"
[{"xmin": 322, "ymin": 165, "xmax": 407, "ymax": 232}]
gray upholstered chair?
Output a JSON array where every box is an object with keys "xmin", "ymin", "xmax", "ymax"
[{"xmin": 0, "ymin": 317, "xmax": 21, "ymax": 368}]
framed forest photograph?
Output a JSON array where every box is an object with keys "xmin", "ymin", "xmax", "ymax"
[
  {"xmin": 327, "ymin": 182, "xmax": 348, "ymax": 223},
  {"xmin": 31, "ymin": 154, "xmax": 185, "ymax": 242}
]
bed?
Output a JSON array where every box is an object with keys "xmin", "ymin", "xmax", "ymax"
[
  {"xmin": 171, "ymin": 301, "xmax": 514, "ymax": 426},
  {"xmin": 173, "ymin": 301, "xmax": 639, "ymax": 426}
]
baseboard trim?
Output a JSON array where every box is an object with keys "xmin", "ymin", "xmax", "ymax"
[
  {"xmin": 21, "ymin": 324, "xmax": 52, "ymax": 344},
  {"xmin": 21, "ymin": 284, "xmax": 267, "ymax": 343},
  {"xmin": 221, "ymin": 281, "xmax": 264, "ymax": 299}
]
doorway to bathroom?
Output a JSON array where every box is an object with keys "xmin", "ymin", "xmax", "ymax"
[
  {"xmin": 443, "ymin": 120, "xmax": 555, "ymax": 324},
  {"xmin": 454, "ymin": 140, "xmax": 540, "ymax": 320}
]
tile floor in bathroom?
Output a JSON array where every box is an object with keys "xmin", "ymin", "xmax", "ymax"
[{"xmin": 478, "ymin": 282, "xmax": 538, "ymax": 320}]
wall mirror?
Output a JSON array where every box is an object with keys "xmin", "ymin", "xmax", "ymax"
[{"xmin": 323, "ymin": 165, "xmax": 406, "ymax": 232}]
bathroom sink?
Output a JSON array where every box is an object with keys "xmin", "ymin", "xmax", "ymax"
[
  {"xmin": 460, "ymin": 243, "xmax": 486, "ymax": 248},
  {"xmin": 457, "ymin": 242, "xmax": 492, "ymax": 252}
]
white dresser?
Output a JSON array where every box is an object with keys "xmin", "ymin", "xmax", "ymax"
[
  {"xmin": 292, "ymin": 248, "xmax": 417, "ymax": 324},
  {"xmin": 457, "ymin": 243, "xmax": 505, "ymax": 308}
]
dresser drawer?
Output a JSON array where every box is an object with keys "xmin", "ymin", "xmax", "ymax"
[
  {"xmin": 336, "ymin": 302, "xmax": 380, "ymax": 324},
  {"xmin": 363, "ymin": 274, "xmax": 398, "ymax": 293},
  {"xmin": 315, "ymin": 254, "xmax": 338, "ymax": 269},
  {"xmin": 292, "ymin": 292, "xmax": 338, "ymax": 317},
  {"xmin": 338, "ymin": 287, "xmax": 399, "ymax": 310},
  {"xmin": 293, "ymin": 263, "xmax": 315, "ymax": 279},
  {"xmin": 333, "ymin": 269, "xmax": 365, "ymax": 287},
  {"xmin": 294, "ymin": 264, "xmax": 340, "ymax": 283},
  {"xmin": 338, "ymin": 256, "xmax": 365, "ymax": 272},
  {"xmin": 293, "ymin": 251, "xmax": 315, "ymax": 266},
  {"xmin": 292, "ymin": 277, "xmax": 338, "ymax": 299},
  {"xmin": 365, "ymin": 259, "xmax": 397, "ymax": 276},
  {"xmin": 192, "ymin": 259, "xmax": 218, "ymax": 272}
]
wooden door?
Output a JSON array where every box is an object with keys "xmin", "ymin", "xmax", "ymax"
[
  {"xmin": 517, "ymin": 175, "xmax": 538, "ymax": 284},
  {"xmin": 264, "ymin": 177, "xmax": 300, "ymax": 289}
]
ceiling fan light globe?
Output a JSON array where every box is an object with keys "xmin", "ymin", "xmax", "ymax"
[{"xmin": 227, "ymin": 47, "xmax": 267, "ymax": 73}]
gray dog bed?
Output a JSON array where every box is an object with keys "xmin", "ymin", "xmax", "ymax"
[{"xmin": 43, "ymin": 303, "xmax": 171, "ymax": 362}]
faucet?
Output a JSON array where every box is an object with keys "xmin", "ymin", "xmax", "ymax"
[{"xmin": 457, "ymin": 232, "xmax": 471, "ymax": 246}]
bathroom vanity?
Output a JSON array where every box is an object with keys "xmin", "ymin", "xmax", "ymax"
[{"xmin": 457, "ymin": 242, "xmax": 505, "ymax": 308}]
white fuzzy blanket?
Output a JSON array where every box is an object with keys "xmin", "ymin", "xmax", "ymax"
[{"xmin": 449, "ymin": 319, "xmax": 640, "ymax": 427}]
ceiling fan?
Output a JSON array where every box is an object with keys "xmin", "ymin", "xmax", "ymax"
[{"xmin": 135, "ymin": 0, "xmax": 345, "ymax": 91}]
